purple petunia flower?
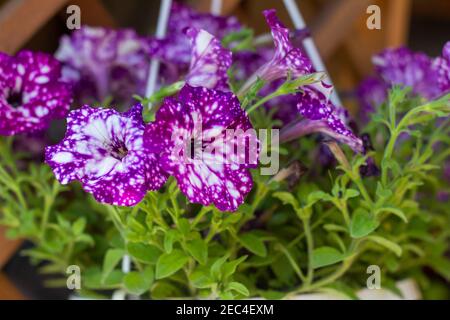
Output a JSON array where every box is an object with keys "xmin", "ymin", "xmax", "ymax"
[
  {"xmin": 45, "ymin": 104, "xmax": 167, "ymax": 206},
  {"xmin": 185, "ymin": 28, "xmax": 232, "ymax": 91},
  {"xmin": 0, "ymin": 51, "xmax": 72, "ymax": 136},
  {"xmin": 148, "ymin": 2, "xmax": 241, "ymax": 70},
  {"xmin": 55, "ymin": 26, "xmax": 150, "ymax": 107},
  {"xmin": 254, "ymin": 10, "xmax": 362, "ymax": 152},
  {"xmin": 259, "ymin": 10, "xmax": 313, "ymax": 77},
  {"xmin": 372, "ymin": 47, "xmax": 442, "ymax": 100},
  {"xmin": 358, "ymin": 41, "xmax": 450, "ymax": 115},
  {"xmin": 356, "ymin": 76, "xmax": 388, "ymax": 120},
  {"xmin": 433, "ymin": 41, "xmax": 450, "ymax": 94},
  {"xmin": 144, "ymin": 84, "xmax": 258, "ymax": 212}
]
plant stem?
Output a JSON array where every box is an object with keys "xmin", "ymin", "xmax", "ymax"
[
  {"xmin": 303, "ymin": 218, "xmax": 314, "ymax": 285},
  {"xmin": 246, "ymin": 91, "xmax": 281, "ymax": 114},
  {"xmin": 278, "ymin": 244, "xmax": 306, "ymax": 282}
]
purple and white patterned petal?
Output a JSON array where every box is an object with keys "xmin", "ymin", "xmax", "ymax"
[
  {"xmin": 55, "ymin": 26, "xmax": 150, "ymax": 107},
  {"xmin": 246, "ymin": 9, "xmax": 361, "ymax": 152},
  {"xmin": 252, "ymin": 9, "xmax": 312, "ymax": 83},
  {"xmin": 325, "ymin": 114, "xmax": 363, "ymax": 153},
  {"xmin": 144, "ymin": 84, "xmax": 258, "ymax": 212},
  {"xmin": 280, "ymin": 116, "xmax": 364, "ymax": 154},
  {"xmin": 296, "ymin": 85, "xmax": 333, "ymax": 120},
  {"xmin": 372, "ymin": 47, "xmax": 441, "ymax": 99},
  {"xmin": 432, "ymin": 41, "xmax": 450, "ymax": 94},
  {"xmin": 148, "ymin": 2, "xmax": 241, "ymax": 68},
  {"xmin": 185, "ymin": 28, "xmax": 232, "ymax": 91},
  {"xmin": 46, "ymin": 104, "xmax": 167, "ymax": 206},
  {"xmin": 0, "ymin": 50, "xmax": 72, "ymax": 136},
  {"xmin": 293, "ymin": 85, "xmax": 362, "ymax": 152}
]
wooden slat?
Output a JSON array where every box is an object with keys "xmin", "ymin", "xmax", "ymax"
[
  {"xmin": 69, "ymin": 0, "xmax": 116, "ymax": 27},
  {"xmin": 385, "ymin": 0, "xmax": 412, "ymax": 47},
  {"xmin": 0, "ymin": 226, "xmax": 22, "ymax": 269},
  {"xmin": 0, "ymin": 0, "xmax": 68, "ymax": 54},
  {"xmin": 192, "ymin": 0, "xmax": 241, "ymax": 15},
  {"xmin": 312, "ymin": 0, "xmax": 371, "ymax": 60},
  {"xmin": 344, "ymin": 0, "xmax": 412, "ymax": 78},
  {"xmin": 0, "ymin": 272, "xmax": 25, "ymax": 299}
]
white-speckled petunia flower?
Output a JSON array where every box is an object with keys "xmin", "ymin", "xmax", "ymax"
[
  {"xmin": 432, "ymin": 41, "xmax": 450, "ymax": 95},
  {"xmin": 45, "ymin": 104, "xmax": 167, "ymax": 206},
  {"xmin": 144, "ymin": 84, "xmax": 258, "ymax": 212},
  {"xmin": 148, "ymin": 2, "xmax": 241, "ymax": 68},
  {"xmin": 372, "ymin": 47, "xmax": 442, "ymax": 100},
  {"xmin": 257, "ymin": 10, "xmax": 362, "ymax": 153},
  {"xmin": 185, "ymin": 28, "xmax": 232, "ymax": 91},
  {"xmin": 0, "ymin": 50, "xmax": 72, "ymax": 136},
  {"xmin": 55, "ymin": 26, "xmax": 150, "ymax": 107}
]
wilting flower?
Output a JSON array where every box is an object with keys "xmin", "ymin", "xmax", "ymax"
[
  {"xmin": 0, "ymin": 50, "xmax": 72, "ymax": 136},
  {"xmin": 185, "ymin": 28, "xmax": 232, "ymax": 91},
  {"xmin": 148, "ymin": 2, "xmax": 241, "ymax": 70},
  {"xmin": 55, "ymin": 27, "xmax": 150, "ymax": 107},
  {"xmin": 144, "ymin": 84, "xmax": 258, "ymax": 211},
  {"xmin": 46, "ymin": 104, "xmax": 167, "ymax": 206},
  {"xmin": 255, "ymin": 10, "xmax": 362, "ymax": 152}
]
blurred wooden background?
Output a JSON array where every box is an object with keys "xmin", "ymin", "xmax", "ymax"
[{"xmin": 0, "ymin": 0, "xmax": 449, "ymax": 299}]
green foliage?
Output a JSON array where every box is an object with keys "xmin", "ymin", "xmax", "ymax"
[{"xmin": 0, "ymin": 88, "xmax": 449, "ymax": 300}]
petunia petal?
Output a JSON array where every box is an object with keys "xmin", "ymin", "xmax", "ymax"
[
  {"xmin": 46, "ymin": 104, "xmax": 167, "ymax": 206},
  {"xmin": 185, "ymin": 28, "xmax": 232, "ymax": 91},
  {"xmin": 0, "ymin": 51, "xmax": 72, "ymax": 136},
  {"xmin": 144, "ymin": 84, "xmax": 258, "ymax": 211},
  {"xmin": 55, "ymin": 26, "xmax": 150, "ymax": 107}
]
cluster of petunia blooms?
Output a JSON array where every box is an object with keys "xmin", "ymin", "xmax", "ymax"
[{"xmin": 1, "ymin": 4, "xmax": 449, "ymax": 212}]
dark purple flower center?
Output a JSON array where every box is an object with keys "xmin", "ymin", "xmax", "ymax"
[
  {"xmin": 187, "ymin": 136, "xmax": 209, "ymax": 159},
  {"xmin": 109, "ymin": 141, "xmax": 128, "ymax": 161},
  {"xmin": 7, "ymin": 91, "xmax": 23, "ymax": 108}
]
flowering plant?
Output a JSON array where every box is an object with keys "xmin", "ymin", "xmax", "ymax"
[{"xmin": 0, "ymin": 4, "xmax": 449, "ymax": 299}]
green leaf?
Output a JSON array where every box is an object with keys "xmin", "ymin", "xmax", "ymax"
[
  {"xmin": 258, "ymin": 290, "xmax": 286, "ymax": 300},
  {"xmin": 312, "ymin": 247, "xmax": 345, "ymax": 268},
  {"xmin": 240, "ymin": 77, "xmax": 266, "ymax": 109},
  {"xmin": 222, "ymin": 256, "xmax": 247, "ymax": 279},
  {"xmin": 222, "ymin": 28, "xmax": 254, "ymax": 50},
  {"xmin": 84, "ymin": 268, "xmax": 123, "ymax": 290},
  {"xmin": 211, "ymin": 255, "xmax": 229, "ymax": 280},
  {"xmin": 219, "ymin": 291, "xmax": 235, "ymax": 300},
  {"xmin": 177, "ymin": 218, "xmax": 191, "ymax": 235},
  {"xmin": 72, "ymin": 217, "xmax": 86, "ymax": 236},
  {"xmin": 123, "ymin": 268, "xmax": 154, "ymax": 295},
  {"xmin": 227, "ymin": 282, "xmax": 250, "ymax": 296},
  {"xmin": 307, "ymin": 191, "xmax": 332, "ymax": 204},
  {"xmin": 273, "ymin": 192, "xmax": 300, "ymax": 211},
  {"xmin": 102, "ymin": 249, "xmax": 124, "ymax": 283},
  {"xmin": 155, "ymin": 249, "xmax": 189, "ymax": 279},
  {"xmin": 189, "ymin": 269, "xmax": 215, "ymax": 289},
  {"xmin": 343, "ymin": 189, "xmax": 360, "ymax": 200},
  {"xmin": 186, "ymin": 239, "xmax": 208, "ymax": 265},
  {"xmin": 375, "ymin": 207, "xmax": 408, "ymax": 223},
  {"xmin": 238, "ymin": 233, "xmax": 267, "ymax": 257},
  {"xmin": 323, "ymin": 224, "xmax": 348, "ymax": 233},
  {"xmin": 367, "ymin": 236, "xmax": 402, "ymax": 257},
  {"xmin": 427, "ymin": 256, "xmax": 450, "ymax": 281},
  {"xmin": 376, "ymin": 182, "xmax": 393, "ymax": 199},
  {"xmin": 127, "ymin": 242, "xmax": 161, "ymax": 264},
  {"xmin": 164, "ymin": 230, "xmax": 177, "ymax": 253},
  {"xmin": 350, "ymin": 209, "xmax": 379, "ymax": 238}
]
